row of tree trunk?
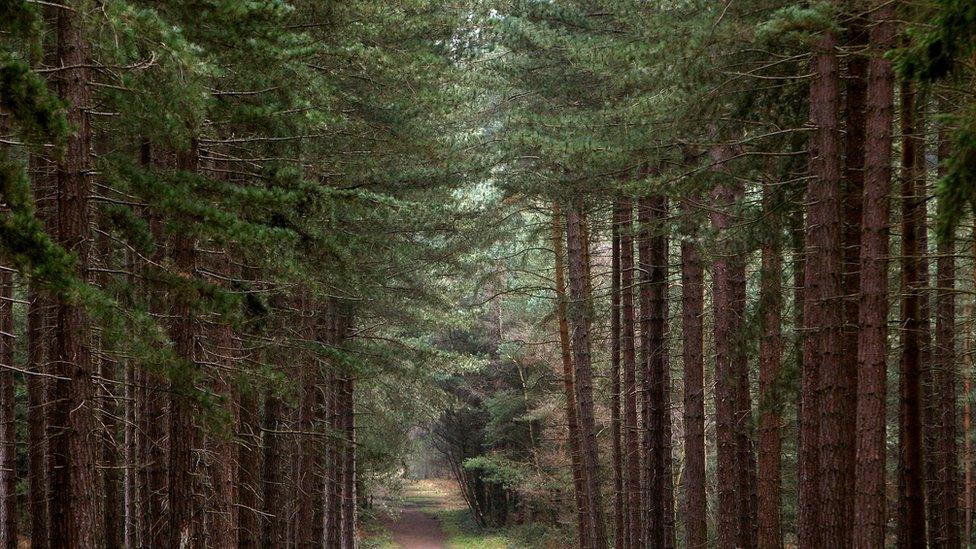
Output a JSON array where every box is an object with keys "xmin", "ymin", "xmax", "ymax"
[
  {"xmin": 0, "ymin": 3, "xmax": 361, "ymax": 547},
  {"xmin": 554, "ymin": 192, "xmax": 677, "ymax": 549},
  {"xmin": 550, "ymin": 0, "xmax": 965, "ymax": 546}
]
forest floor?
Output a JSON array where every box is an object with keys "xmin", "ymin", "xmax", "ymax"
[{"xmin": 368, "ymin": 479, "xmax": 522, "ymax": 549}]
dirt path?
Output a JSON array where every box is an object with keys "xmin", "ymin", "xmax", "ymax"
[
  {"xmin": 383, "ymin": 481, "xmax": 451, "ymax": 549},
  {"xmin": 386, "ymin": 499, "xmax": 448, "ymax": 548}
]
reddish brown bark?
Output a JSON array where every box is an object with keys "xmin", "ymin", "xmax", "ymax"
[
  {"xmin": 205, "ymin": 253, "xmax": 241, "ymax": 549},
  {"xmin": 292, "ymin": 296, "xmax": 322, "ymax": 547},
  {"xmin": 731, "ymin": 198, "xmax": 756, "ymax": 549},
  {"xmin": 0, "ymin": 268, "xmax": 16, "ymax": 549},
  {"xmin": 800, "ymin": 11, "xmax": 845, "ymax": 546},
  {"xmin": 679, "ymin": 197, "xmax": 706, "ymax": 549},
  {"xmin": 124, "ymin": 362, "xmax": 136, "ymax": 548},
  {"xmin": 897, "ymin": 79, "xmax": 926, "ymax": 549},
  {"xmin": 237, "ymin": 383, "xmax": 261, "ymax": 548},
  {"xmin": 49, "ymin": 3, "xmax": 101, "ymax": 545},
  {"xmin": 931, "ymin": 214, "xmax": 959, "ymax": 547},
  {"xmin": 839, "ymin": 16, "xmax": 868, "ymax": 535},
  {"xmin": 322, "ymin": 304, "xmax": 351, "ymax": 548},
  {"xmin": 797, "ymin": 188, "xmax": 821, "ymax": 549},
  {"xmin": 326, "ymin": 305, "xmax": 355, "ymax": 549},
  {"xmin": 611, "ymin": 201, "xmax": 624, "ymax": 549},
  {"xmin": 340, "ymin": 373, "xmax": 356, "ymax": 549},
  {"xmin": 168, "ymin": 145, "xmax": 200, "ymax": 548},
  {"xmin": 100, "ymin": 375, "xmax": 121, "ymax": 549},
  {"xmin": 0, "ymin": 103, "xmax": 17, "ymax": 546},
  {"xmin": 660, "ymin": 209, "xmax": 676, "ymax": 549},
  {"xmin": 618, "ymin": 197, "xmax": 641, "ymax": 549},
  {"xmin": 638, "ymin": 194, "xmax": 672, "ymax": 549},
  {"xmin": 709, "ymin": 147, "xmax": 755, "ymax": 549},
  {"xmin": 123, "ymin": 247, "xmax": 137, "ymax": 549},
  {"xmin": 812, "ymin": 19, "xmax": 847, "ymax": 549},
  {"xmin": 852, "ymin": 2, "xmax": 895, "ymax": 545},
  {"xmin": 26, "ymin": 39, "xmax": 54, "ymax": 549},
  {"xmin": 0, "ymin": 75, "xmax": 16, "ymax": 536},
  {"xmin": 710, "ymin": 175, "xmax": 738, "ymax": 549},
  {"xmin": 566, "ymin": 203, "xmax": 608, "ymax": 549},
  {"xmin": 552, "ymin": 205, "xmax": 591, "ymax": 547},
  {"xmin": 325, "ymin": 371, "xmax": 343, "ymax": 549},
  {"xmin": 931, "ymin": 105, "xmax": 960, "ymax": 548},
  {"xmin": 141, "ymin": 210, "xmax": 170, "ymax": 549},
  {"xmin": 26, "ymin": 275, "xmax": 48, "ymax": 549},
  {"xmin": 791, "ymin": 208, "xmax": 804, "ymax": 439},
  {"xmin": 235, "ymin": 267, "xmax": 261, "ymax": 549},
  {"xmin": 96, "ymin": 232, "xmax": 122, "ymax": 549},
  {"xmin": 261, "ymin": 387, "xmax": 284, "ymax": 547},
  {"xmin": 757, "ymin": 180, "xmax": 782, "ymax": 549},
  {"xmin": 964, "ymin": 233, "xmax": 975, "ymax": 548},
  {"xmin": 917, "ymin": 100, "xmax": 939, "ymax": 547}
]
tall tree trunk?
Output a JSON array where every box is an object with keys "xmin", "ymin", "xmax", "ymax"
[
  {"xmin": 100, "ymin": 364, "xmax": 121, "ymax": 549},
  {"xmin": 965, "ymin": 232, "xmax": 975, "ymax": 548},
  {"xmin": 916, "ymin": 98, "xmax": 939, "ymax": 547},
  {"xmin": 292, "ymin": 297, "xmax": 323, "ymax": 548},
  {"xmin": 140, "ymin": 278, "xmax": 169, "ymax": 549},
  {"xmin": 661, "ymin": 208, "xmax": 677, "ymax": 549},
  {"xmin": 26, "ymin": 274, "xmax": 48, "ymax": 549},
  {"xmin": 340, "ymin": 374, "xmax": 356, "ymax": 549},
  {"xmin": 325, "ymin": 372, "xmax": 343, "ymax": 549},
  {"xmin": 0, "ymin": 116, "xmax": 16, "ymax": 544},
  {"xmin": 897, "ymin": 79, "xmax": 926, "ymax": 549},
  {"xmin": 618, "ymin": 197, "xmax": 641, "ymax": 549},
  {"xmin": 334, "ymin": 305, "xmax": 355, "ymax": 549},
  {"xmin": 237, "ymin": 383, "xmax": 261, "ymax": 548},
  {"xmin": 639, "ymin": 194, "xmax": 672, "ymax": 549},
  {"xmin": 236, "ymin": 266, "xmax": 261, "ymax": 549},
  {"xmin": 709, "ymin": 147, "xmax": 754, "ymax": 549},
  {"xmin": 49, "ymin": 3, "xmax": 100, "ymax": 545},
  {"xmin": 931, "ymin": 103, "xmax": 961, "ymax": 548},
  {"xmin": 321, "ymin": 305, "xmax": 345, "ymax": 548},
  {"xmin": 812, "ymin": 13, "xmax": 847, "ymax": 548},
  {"xmin": 552, "ymin": 204, "xmax": 591, "ymax": 547},
  {"xmin": 852, "ymin": 1, "xmax": 895, "ymax": 544},
  {"xmin": 680, "ymin": 196, "xmax": 706, "ymax": 549},
  {"xmin": 790, "ymin": 207, "xmax": 804, "ymax": 502},
  {"xmin": 261, "ymin": 390, "xmax": 284, "ymax": 547},
  {"xmin": 840, "ymin": 16, "xmax": 867, "ymax": 538},
  {"xmin": 26, "ymin": 95, "xmax": 52, "ymax": 549},
  {"xmin": 757, "ymin": 179, "xmax": 782, "ymax": 549},
  {"xmin": 931, "ymin": 217, "xmax": 958, "ymax": 547},
  {"xmin": 139, "ymin": 145, "xmax": 169, "ymax": 549},
  {"xmin": 611, "ymin": 201, "xmax": 624, "ymax": 549},
  {"xmin": 801, "ymin": 9, "xmax": 845, "ymax": 545},
  {"xmin": 790, "ymin": 208, "xmax": 806, "ymax": 544},
  {"xmin": 566, "ymin": 203, "xmax": 608, "ymax": 549},
  {"xmin": 205, "ymin": 253, "xmax": 241, "ymax": 549},
  {"xmin": 97, "ymin": 232, "xmax": 122, "ymax": 549},
  {"xmin": 123, "ymin": 247, "xmax": 138, "ymax": 549},
  {"xmin": 731, "ymin": 198, "xmax": 757, "ymax": 549},
  {"xmin": 169, "ymin": 145, "xmax": 199, "ymax": 548},
  {"xmin": 124, "ymin": 363, "xmax": 136, "ymax": 549},
  {"xmin": 0, "ymin": 268, "xmax": 16, "ymax": 549},
  {"xmin": 711, "ymin": 172, "xmax": 739, "ymax": 549},
  {"xmin": 0, "ymin": 105, "xmax": 17, "ymax": 544}
]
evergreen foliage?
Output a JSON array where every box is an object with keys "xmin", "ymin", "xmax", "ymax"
[{"xmin": 0, "ymin": 0, "xmax": 974, "ymax": 546}]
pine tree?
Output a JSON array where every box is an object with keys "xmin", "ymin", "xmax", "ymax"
[
  {"xmin": 852, "ymin": 0, "xmax": 896, "ymax": 544},
  {"xmin": 679, "ymin": 195, "xmax": 706, "ymax": 549}
]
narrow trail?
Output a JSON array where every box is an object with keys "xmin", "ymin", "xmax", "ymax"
[{"xmin": 383, "ymin": 480, "xmax": 451, "ymax": 549}]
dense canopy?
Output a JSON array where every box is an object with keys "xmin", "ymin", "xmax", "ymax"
[{"xmin": 1, "ymin": 0, "xmax": 976, "ymax": 547}]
